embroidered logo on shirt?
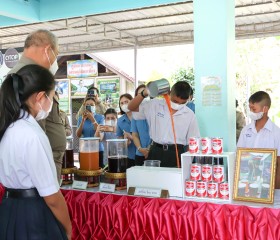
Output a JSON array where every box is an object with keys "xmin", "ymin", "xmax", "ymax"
[
  {"xmin": 245, "ymin": 134, "xmax": 252, "ymax": 138},
  {"xmin": 157, "ymin": 112, "xmax": 164, "ymax": 118}
]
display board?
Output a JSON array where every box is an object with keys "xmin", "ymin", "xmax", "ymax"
[
  {"xmin": 70, "ymin": 78, "xmax": 95, "ymax": 98},
  {"xmin": 67, "ymin": 60, "xmax": 98, "ymax": 78},
  {"xmin": 55, "ymin": 79, "xmax": 71, "ymax": 114},
  {"xmin": 96, "ymin": 77, "xmax": 120, "ymax": 109}
]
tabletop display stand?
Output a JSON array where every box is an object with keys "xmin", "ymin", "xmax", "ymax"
[
  {"xmin": 61, "ymin": 167, "xmax": 77, "ymax": 185},
  {"xmin": 75, "ymin": 168, "xmax": 103, "ymax": 187},
  {"xmin": 104, "ymin": 171, "xmax": 127, "ymax": 191},
  {"xmin": 181, "ymin": 152, "xmax": 236, "ymax": 202}
]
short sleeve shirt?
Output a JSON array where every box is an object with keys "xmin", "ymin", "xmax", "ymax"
[
  {"xmin": 116, "ymin": 114, "xmax": 136, "ymax": 160},
  {"xmin": 133, "ymin": 98, "xmax": 200, "ymax": 145},
  {"xmin": 77, "ymin": 114, "xmax": 105, "ymax": 151},
  {"xmin": 237, "ymin": 119, "xmax": 280, "ymax": 156},
  {"xmin": 131, "ymin": 119, "xmax": 152, "ymax": 156},
  {"xmin": 0, "ymin": 112, "xmax": 59, "ymax": 197}
]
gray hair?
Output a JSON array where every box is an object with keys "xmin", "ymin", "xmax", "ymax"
[{"xmin": 24, "ymin": 29, "xmax": 58, "ymax": 50}]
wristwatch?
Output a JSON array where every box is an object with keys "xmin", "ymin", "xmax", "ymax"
[
  {"xmin": 137, "ymin": 146, "xmax": 141, "ymax": 151},
  {"xmin": 140, "ymin": 89, "xmax": 147, "ymax": 98}
]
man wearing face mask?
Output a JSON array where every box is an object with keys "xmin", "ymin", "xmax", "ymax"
[
  {"xmin": 9, "ymin": 29, "xmax": 66, "ymax": 183},
  {"xmin": 9, "ymin": 29, "xmax": 59, "ymax": 75},
  {"xmin": 237, "ymin": 91, "xmax": 280, "ymax": 188},
  {"xmin": 128, "ymin": 81, "xmax": 200, "ymax": 167}
]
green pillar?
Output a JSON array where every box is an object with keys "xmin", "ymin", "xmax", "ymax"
[{"xmin": 194, "ymin": 0, "xmax": 236, "ymax": 151}]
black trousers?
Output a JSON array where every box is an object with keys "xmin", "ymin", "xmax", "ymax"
[
  {"xmin": 147, "ymin": 143, "xmax": 185, "ymax": 167},
  {"xmin": 135, "ymin": 155, "xmax": 146, "ymax": 166},
  {"xmin": 0, "ymin": 189, "xmax": 67, "ymax": 240}
]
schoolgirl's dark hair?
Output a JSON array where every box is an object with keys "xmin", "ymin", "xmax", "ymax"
[
  {"xmin": 104, "ymin": 108, "xmax": 117, "ymax": 118},
  {"xmin": 0, "ymin": 64, "xmax": 55, "ymax": 141},
  {"xmin": 119, "ymin": 93, "xmax": 133, "ymax": 115}
]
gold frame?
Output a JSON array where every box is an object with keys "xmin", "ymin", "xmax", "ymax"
[{"xmin": 233, "ymin": 148, "xmax": 277, "ymax": 204}]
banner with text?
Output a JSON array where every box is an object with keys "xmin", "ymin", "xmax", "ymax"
[{"xmin": 67, "ymin": 60, "xmax": 98, "ymax": 78}]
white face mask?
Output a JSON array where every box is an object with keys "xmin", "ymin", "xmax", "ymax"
[
  {"xmin": 170, "ymin": 101, "xmax": 184, "ymax": 111},
  {"xmin": 90, "ymin": 106, "xmax": 96, "ymax": 113},
  {"xmin": 105, "ymin": 120, "xmax": 115, "ymax": 126},
  {"xmin": 121, "ymin": 104, "xmax": 130, "ymax": 113},
  {"xmin": 249, "ymin": 111, "xmax": 264, "ymax": 121},
  {"xmin": 35, "ymin": 95, "xmax": 53, "ymax": 121},
  {"xmin": 45, "ymin": 48, "xmax": 58, "ymax": 75}
]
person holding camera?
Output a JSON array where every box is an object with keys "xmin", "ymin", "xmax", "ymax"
[
  {"xmin": 76, "ymin": 87, "xmax": 107, "ymax": 120},
  {"xmin": 94, "ymin": 108, "xmax": 118, "ymax": 166},
  {"xmin": 76, "ymin": 97, "xmax": 105, "ymax": 167}
]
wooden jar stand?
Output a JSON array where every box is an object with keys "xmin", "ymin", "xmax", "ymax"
[
  {"xmin": 75, "ymin": 168, "xmax": 103, "ymax": 187},
  {"xmin": 104, "ymin": 171, "xmax": 127, "ymax": 190},
  {"xmin": 61, "ymin": 167, "xmax": 77, "ymax": 185}
]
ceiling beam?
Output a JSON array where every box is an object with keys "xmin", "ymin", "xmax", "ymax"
[
  {"xmin": 271, "ymin": 0, "xmax": 280, "ymax": 9},
  {"xmin": 0, "ymin": 0, "xmax": 39, "ymax": 25}
]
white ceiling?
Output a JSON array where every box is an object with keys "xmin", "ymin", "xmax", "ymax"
[{"xmin": 1, "ymin": 0, "xmax": 280, "ymax": 54}]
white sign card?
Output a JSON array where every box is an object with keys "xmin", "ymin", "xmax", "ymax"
[
  {"xmin": 134, "ymin": 187, "xmax": 162, "ymax": 198},
  {"xmin": 72, "ymin": 180, "xmax": 88, "ymax": 190},
  {"xmin": 99, "ymin": 182, "xmax": 116, "ymax": 193}
]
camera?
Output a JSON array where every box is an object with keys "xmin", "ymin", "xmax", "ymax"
[
  {"xmin": 85, "ymin": 105, "xmax": 92, "ymax": 112},
  {"xmin": 87, "ymin": 89, "xmax": 96, "ymax": 97}
]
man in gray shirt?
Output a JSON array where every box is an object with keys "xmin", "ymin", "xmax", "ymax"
[{"xmin": 9, "ymin": 29, "xmax": 66, "ymax": 182}]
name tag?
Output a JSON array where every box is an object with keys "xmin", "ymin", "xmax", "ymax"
[
  {"xmin": 134, "ymin": 187, "xmax": 161, "ymax": 198},
  {"xmin": 72, "ymin": 180, "xmax": 88, "ymax": 190},
  {"xmin": 99, "ymin": 182, "xmax": 116, "ymax": 193}
]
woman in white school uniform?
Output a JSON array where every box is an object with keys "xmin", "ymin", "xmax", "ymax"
[{"xmin": 0, "ymin": 65, "xmax": 72, "ymax": 239}]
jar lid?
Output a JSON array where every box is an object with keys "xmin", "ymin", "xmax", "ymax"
[
  {"xmin": 80, "ymin": 137, "xmax": 100, "ymax": 141},
  {"xmin": 106, "ymin": 139, "xmax": 128, "ymax": 142},
  {"xmin": 66, "ymin": 136, "xmax": 73, "ymax": 140}
]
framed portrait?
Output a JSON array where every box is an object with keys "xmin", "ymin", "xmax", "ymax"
[
  {"xmin": 233, "ymin": 148, "xmax": 277, "ymax": 204},
  {"xmin": 55, "ymin": 79, "xmax": 70, "ymax": 114},
  {"xmin": 70, "ymin": 78, "xmax": 95, "ymax": 98}
]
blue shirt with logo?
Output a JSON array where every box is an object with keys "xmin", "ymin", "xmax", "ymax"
[
  {"xmin": 116, "ymin": 114, "xmax": 136, "ymax": 160},
  {"xmin": 131, "ymin": 119, "xmax": 151, "ymax": 156}
]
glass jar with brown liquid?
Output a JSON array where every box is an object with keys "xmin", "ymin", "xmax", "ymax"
[
  {"xmin": 79, "ymin": 137, "xmax": 100, "ymax": 171},
  {"xmin": 107, "ymin": 139, "xmax": 128, "ymax": 173},
  {"xmin": 62, "ymin": 137, "xmax": 74, "ymax": 168}
]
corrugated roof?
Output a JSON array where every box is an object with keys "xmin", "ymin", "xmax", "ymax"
[{"xmin": 1, "ymin": 1, "xmax": 280, "ymax": 54}]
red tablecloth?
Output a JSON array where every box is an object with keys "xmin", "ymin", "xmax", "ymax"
[{"xmin": 1, "ymin": 185, "xmax": 280, "ymax": 240}]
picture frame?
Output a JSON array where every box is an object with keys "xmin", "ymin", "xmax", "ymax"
[{"xmin": 233, "ymin": 148, "xmax": 277, "ymax": 204}]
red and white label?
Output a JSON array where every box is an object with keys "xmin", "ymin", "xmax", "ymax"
[
  {"xmin": 201, "ymin": 137, "xmax": 212, "ymax": 154},
  {"xmin": 219, "ymin": 182, "xmax": 229, "ymax": 199},
  {"xmin": 196, "ymin": 181, "xmax": 207, "ymax": 197},
  {"xmin": 211, "ymin": 138, "xmax": 223, "ymax": 154},
  {"xmin": 202, "ymin": 164, "xmax": 213, "ymax": 182},
  {"xmin": 213, "ymin": 165, "xmax": 224, "ymax": 183},
  {"xmin": 207, "ymin": 182, "xmax": 218, "ymax": 198},
  {"xmin": 185, "ymin": 180, "xmax": 196, "ymax": 196},
  {"xmin": 189, "ymin": 137, "xmax": 200, "ymax": 154},
  {"xmin": 190, "ymin": 164, "xmax": 201, "ymax": 181}
]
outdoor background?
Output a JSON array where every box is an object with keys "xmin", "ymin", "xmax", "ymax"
[{"xmin": 98, "ymin": 36, "xmax": 280, "ymax": 126}]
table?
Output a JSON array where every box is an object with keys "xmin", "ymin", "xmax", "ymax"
[{"xmin": 1, "ymin": 186, "xmax": 280, "ymax": 239}]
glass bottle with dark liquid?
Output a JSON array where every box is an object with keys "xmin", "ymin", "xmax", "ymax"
[
  {"xmin": 107, "ymin": 139, "xmax": 128, "ymax": 173},
  {"xmin": 62, "ymin": 137, "xmax": 74, "ymax": 168}
]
